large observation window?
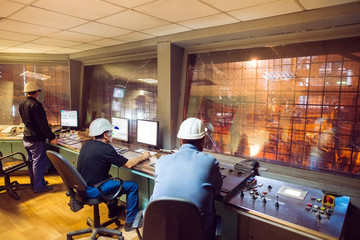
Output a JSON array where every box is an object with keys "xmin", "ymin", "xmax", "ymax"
[
  {"xmin": 83, "ymin": 58, "xmax": 157, "ymax": 143},
  {"xmin": 184, "ymin": 37, "xmax": 360, "ymax": 177},
  {"xmin": 0, "ymin": 63, "xmax": 70, "ymax": 125}
]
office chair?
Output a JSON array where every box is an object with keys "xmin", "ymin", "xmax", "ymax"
[
  {"xmin": 46, "ymin": 150, "xmax": 124, "ymax": 240},
  {"xmin": 0, "ymin": 151, "xmax": 30, "ymax": 200},
  {"xmin": 133, "ymin": 196, "xmax": 222, "ymax": 240}
]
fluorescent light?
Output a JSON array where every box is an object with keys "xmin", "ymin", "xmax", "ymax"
[
  {"xmin": 20, "ymin": 71, "xmax": 51, "ymax": 81},
  {"xmin": 138, "ymin": 78, "xmax": 158, "ymax": 84}
]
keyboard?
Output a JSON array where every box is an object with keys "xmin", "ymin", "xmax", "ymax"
[
  {"xmin": 113, "ymin": 146, "xmax": 128, "ymax": 154},
  {"xmin": 122, "ymin": 151, "xmax": 142, "ymax": 159}
]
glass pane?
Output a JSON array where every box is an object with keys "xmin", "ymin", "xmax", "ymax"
[
  {"xmin": 0, "ymin": 63, "xmax": 69, "ymax": 125},
  {"xmin": 83, "ymin": 58, "xmax": 157, "ymax": 143},
  {"xmin": 184, "ymin": 38, "xmax": 360, "ymax": 177}
]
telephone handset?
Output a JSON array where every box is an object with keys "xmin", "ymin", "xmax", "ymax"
[{"xmin": 1, "ymin": 126, "xmax": 17, "ymax": 136}]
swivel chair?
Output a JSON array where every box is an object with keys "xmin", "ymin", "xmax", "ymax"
[
  {"xmin": 133, "ymin": 196, "xmax": 222, "ymax": 240},
  {"xmin": 46, "ymin": 150, "xmax": 124, "ymax": 240},
  {"xmin": 0, "ymin": 151, "xmax": 30, "ymax": 200}
]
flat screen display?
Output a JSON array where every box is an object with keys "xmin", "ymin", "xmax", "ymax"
[
  {"xmin": 113, "ymin": 87, "xmax": 125, "ymax": 98},
  {"xmin": 111, "ymin": 117, "xmax": 129, "ymax": 142},
  {"xmin": 60, "ymin": 110, "xmax": 78, "ymax": 127},
  {"xmin": 136, "ymin": 119, "xmax": 158, "ymax": 147}
]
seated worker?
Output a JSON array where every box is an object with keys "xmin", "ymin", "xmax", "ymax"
[
  {"xmin": 77, "ymin": 118, "xmax": 150, "ymax": 232},
  {"xmin": 150, "ymin": 118, "xmax": 223, "ymax": 239}
]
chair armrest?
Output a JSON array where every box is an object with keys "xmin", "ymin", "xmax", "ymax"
[
  {"xmin": 0, "ymin": 152, "xmax": 28, "ymax": 173},
  {"xmin": 94, "ymin": 177, "xmax": 123, "ymax": 201},
  {"xmin": 0, "ymin": 152, "xmax": 27, "ymax": 163}
]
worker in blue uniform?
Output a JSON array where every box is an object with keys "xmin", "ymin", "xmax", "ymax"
[{"xmin": 151, "ymin": 117, "xmax": 223, "ymax": 239}]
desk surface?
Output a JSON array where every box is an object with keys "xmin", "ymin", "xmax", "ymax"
[{"xmin": 226, "ymin": 175, "xmax": 350, "ymax": 240}]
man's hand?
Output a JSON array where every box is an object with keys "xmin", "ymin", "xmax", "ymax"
[{"xmin": 141, "ymin": 151, "xmax": 151, "ymax": 160}]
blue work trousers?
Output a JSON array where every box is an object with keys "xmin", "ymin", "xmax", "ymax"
[
  {"xmin": 23, "ymin": 140, "xmax": 48, "ymax": 192},
  {"xmin": 86, "ymin": 180, "xmax": 139, "ymax": 224}
]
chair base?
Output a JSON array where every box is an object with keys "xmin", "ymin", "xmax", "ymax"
[
  {"xmin": 0, "ymin": 178, "xmax": 31, "ymax": 200},
  {"xmin": 67, "ymin": 226, "xmax": 124, "ymax": 240},
  {"xmin": 66, "ymin": 215, "xmax": 123, "ymax": 240}
]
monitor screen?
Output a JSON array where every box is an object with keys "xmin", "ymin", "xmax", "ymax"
[
  {"xmin": 113, "ymin": 87, "xmax": 125, "ymax": 98},
  {"xmin": 60, "ymin": 110, "xmax": 78, "ymax": 128},
  {"xmin": 111, "ymin": 117, "xmax": 129, "ymax": 142},
  {"xmin": 136, "ymin": 119, "xmax": 158, "ymax": 147}
]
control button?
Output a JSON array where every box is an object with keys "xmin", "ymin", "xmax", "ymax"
[
  {"xmin": 317, "ymin": 198, "xmax": 322, "ymax": 202},
  {"xmin": 320, "ymin": 207, "xmax": 326, "ymax": 211},
  {"xmin": 268, "ymin": 185, "xmax": 273, "ymax": 189},
  {"xmin": 258, "ymin": 184, "xmax": 263, "ymax": 187},
  {"xmin": 305, "ymin": 206, "xmax": 311, "ymax": 211},
  {"xmin": 253, "ymin": 188, "xmax": 257, "ymax": 192},
  {"xmin": 307, "ymin": 203, "xmax": 313, "ymax": 207},
  {"xmin": 311, "ymin": 197, "xmax": 316, "ymax": 201},
  {"xmin": 313, "ymin": 205, "xmax": 319, "ymax": 209},
  {"xmin": 312, "ymin": 208, "xmax": 318, "ymax": 212},
  {"xmin": 263, "ymin": 191, "xmax": 267, "ymax": 194},
  {"xmin": 319, "ymin": 210, "xmax": 325, "ymax": 214}
]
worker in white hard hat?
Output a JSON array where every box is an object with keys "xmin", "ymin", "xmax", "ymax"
[
  {"xmin": 19, "ymin": 81, "xmax": 56, "ymax": 194},
  {"xmin": 150, "ymin": 117, "xmax": 223, "ymax": 239},
  {"xmin": 77, "ymin": 118, "xmax": 150, "ymax": 232}
]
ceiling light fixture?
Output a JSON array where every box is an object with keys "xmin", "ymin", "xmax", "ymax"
[{"xmin": 20, "ymin": 71, "xmax": 51, "ymax": 81}]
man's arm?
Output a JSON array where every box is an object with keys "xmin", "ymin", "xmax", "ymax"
[
  {"xmin": 33, "ymin": 104, "xmax": 55, "ymax": 140},
  {"xmin": 124, "ymin": 151, "xmax": 150, "ymax": 168}
]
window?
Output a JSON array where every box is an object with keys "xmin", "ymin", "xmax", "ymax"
[
  {"xmin": 83, "ymin": 58, "xmax": 157, "ymax": 143},
  {"xmin": 0, "ymin": 63, "xmax": 70, "ymax": 125},
  {"xmin": 185, "ymin": 37, "xmax": 360, "ymax": 177}
]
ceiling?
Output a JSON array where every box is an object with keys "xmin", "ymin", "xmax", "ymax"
[{"xmin": 0, "ymin": 0, "xmax": 358, "ymax": 54}]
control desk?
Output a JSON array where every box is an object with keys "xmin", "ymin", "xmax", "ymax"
[{"xmin": 226, "ymin": 175, "xmax": 350, "ymax": 239}]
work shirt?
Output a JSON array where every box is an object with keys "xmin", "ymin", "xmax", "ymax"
[
  {"xmin": 19, "ymin": 96, "xmax": 55, "ymax": 142},
  {"xmin": 77, "ymin": 140, "xmax": 128, "ymax": 186},
  {"xmin": 151, "ymin": 144, "xmax": 223, "ymax": 233}
]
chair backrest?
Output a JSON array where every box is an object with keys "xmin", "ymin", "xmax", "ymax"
[
  {"xmin": 46, "ymin": 150, "xmax": 87, "ymax": 193},
  {"xmin": 142, "ymin": 196, "xmax": 204, "ymax": 240}
]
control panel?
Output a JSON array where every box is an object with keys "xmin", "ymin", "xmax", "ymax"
[
  {"xmin": 56, "ymin": 130, "xmax": 91, "ymax": 151},
  {"xmin": 226, "ymin": 175, "xmax": 350, "ymax": 239}
]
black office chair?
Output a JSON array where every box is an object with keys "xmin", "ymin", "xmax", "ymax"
[
  {"xmin": 46, "ymin": 150, "xmax": 124, "ymax": 240},
  {"xmin": 0, "ymin": 151, "xmax": 30, "ymax": 200},
  {"xmin": 133, "ymin": 196, "xmax": 222, "ymax": 240}
]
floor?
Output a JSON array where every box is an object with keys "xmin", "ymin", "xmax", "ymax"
[{"xmin": 0, "ymin": 174, "xmax": 141, "ymax": 240}]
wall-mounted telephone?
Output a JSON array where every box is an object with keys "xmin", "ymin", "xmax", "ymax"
[{"xmin": 1, "ymin": 126, "xmax": 17, "ymax": 136}]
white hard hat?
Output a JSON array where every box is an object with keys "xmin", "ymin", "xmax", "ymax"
[
  {"xmin": 89, "ymin": 118, "xmax": 113, "ymax": 136},
  {"xmin": 24, "ymin": 81, "xmax": 41, "ymax": 93},
  {"xmin": 177, "ymin": 118, "xmax": 206, "ymax": 140}
]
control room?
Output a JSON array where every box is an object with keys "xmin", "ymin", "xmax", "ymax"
[{"xmin": 0, "ymin": 1, "xmax": 360, "ymax": 240}]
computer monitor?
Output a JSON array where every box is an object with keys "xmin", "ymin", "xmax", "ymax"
[
  {"xmin": 113, "ymin": 87, "xmax": 125, "ymax": 98},
  {"xmin": 111, "ymin": 117, "xmax": 129, "ymax": 142},
  {"xmin": 136, "ymin": 119, "xmax": 159, "ymax": 148},
  {"xmin": 60, "ymin": 110, "xmax": 78, "ymax": 128}
]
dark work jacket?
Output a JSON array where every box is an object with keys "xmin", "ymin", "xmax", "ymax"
[{"xmin": 19, "ymin": 96, "xmax": 55, "ymax": 142}]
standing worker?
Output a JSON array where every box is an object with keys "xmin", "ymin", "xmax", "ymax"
[{"xmin": 19, "ymin": 81, "xmax": 56, "ymax": 193}]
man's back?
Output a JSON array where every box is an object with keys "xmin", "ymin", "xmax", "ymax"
[{"xmin": 151, "ymin": 144, "xmax": 223, "ymax": 232}]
